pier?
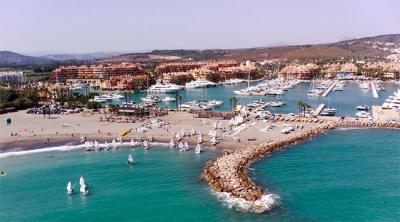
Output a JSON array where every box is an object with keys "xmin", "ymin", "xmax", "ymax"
[
  {"xmin": 370, "ymin": 81, "xmax": 379, "ymax": 98},
  {"xmin": 314, "ymin": 103, "xmax": 326, "ymax": 116},
  {"xmin": 321, "ymin": 80, "xmax": 339, "ymax": 97}
]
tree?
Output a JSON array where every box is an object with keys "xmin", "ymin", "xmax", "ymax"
[
  {"xmin": 174, "ymin": 92, "xmax": 182, "ymax": 111},
  {"xmin": 123, "ymin": 91, "xmax": 131, "ymax": 104},
  {"xmin": 297, "ymin": 100, "xmax": 311, "ymax": 116},
  {"xmin": 229, "ymin": 96, "xmax": 238, "ymax": 111}
]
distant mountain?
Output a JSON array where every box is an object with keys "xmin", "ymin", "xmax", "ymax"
[
  {"xmin": 0, "ymin": 51, "xmax": 54, "ymax": 67},
  {"xmin": 1, "ymin": 34, "xmax": 399, "ymax": 67},
  {"xmin": 41, "ymin": 52, "xmax": 126, "ymax": 61},
  {"xmin": 99, "ymin": 34, "xmax": 400, "ymax": 63}
]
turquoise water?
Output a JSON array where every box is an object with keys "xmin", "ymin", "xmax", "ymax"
[
  {"xmin": 1, "ymin": 129, "xmax": 399, "ymax": 221},
  {"xmin": 253, "ymin": 129, "xmax": 400, "ymax": 221},
  {"xmin": 109, "ymin": 82, "xmax": 398, "ymax": 116}
]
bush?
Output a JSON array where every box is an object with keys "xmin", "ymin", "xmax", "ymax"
[
  {"xmin": 170, "ymin": 75, "xmax": 195, "ymax": 86},
  {"xmin": 87, "ymin": 101, "xmax": 102, "ymax": 109}
]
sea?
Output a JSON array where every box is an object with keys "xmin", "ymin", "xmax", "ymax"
[{"xmin": 0, "ymin": 129, "xmax": 399, "ymax": 221}]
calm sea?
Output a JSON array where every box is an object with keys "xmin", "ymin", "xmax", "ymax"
[{"xmin": 0, "ymin": 129, "xmax": 399, "ymax": 221}]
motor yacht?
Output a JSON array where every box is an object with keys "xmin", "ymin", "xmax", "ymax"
[
  {"xmin": 148, "ymin": 80, "xmax": 183, "ymax": 93},
  {"xmin": 162, "ymin": 96, "xmax": 176, "ymax": 102},
  {"xmin": 355, "ymin": 111, "xmax": 372, "ymax": 118},
  {"xmin": 185, "ymin": 79, "xmax": 216, "ymax": 88},
  {"xmin": 223, "ymin": 78, "xmax": 245, "ymax": 85},
  {"xmin": 141, "ymin": 95, "xmax": 161, "ymax": 103},
  {"xmin": 356, "ymin": 105, "xmax": 370, "ymax": 111}
]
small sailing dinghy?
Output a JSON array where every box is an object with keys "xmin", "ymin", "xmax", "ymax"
[
  {"xmin": 112, "ymin": 139, "xmax": 117, "ymax": 149},
  {"xmin": 175, "ymin": 132, "xmax": 181, "ymax": 141},
  {"xmin": 169, "ymin": 138, "xmax": 176, "ymax": 148},
  {"xmin": 211, "ymin": 136, "xmax": 217, "ymax": 145},
  {"xmin": 180, "ymin": 141, "xmax": 190, "ymax": 151},
  {"xmin": 79, "ymin": 176, "xmax": 90, "ymax": 195},
  {"xmin": 195, "ymin": 143, "xmax": 201, "ymax": 154},
  {"xmin": 67, "ymin": 181, "xmax": 73, "ymax": 194},
  {"xmin": 94, "ymin": 140, "xmax": 100, "ymax": 151},
  {"xmin": 143, "ymin": 140, "xmax": 150, "ymax": 150},
  {"xmin": 104, "ymin": 141, "xmax": 110, "ymax": 150},
  {"xmin": 79, "ymin": 135, "xmax": 85, "ymax": 143},
  {"xmin": 178, "ymin": 141, "xmax": 184, "ymax": 150},
  {"xmin": 197, "ymin": 134, "xmax": 203, "ymax": 144},
  {"xmin": 127, "ymin": 154, "xmax": 134, "ymax": 165}
]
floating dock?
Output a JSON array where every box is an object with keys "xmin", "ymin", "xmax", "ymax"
[
  {"xmin": 314, "ymin": 103, "xmax": 326, "ymax": 115},
  {"xmin": 321, "ymin": 80, "xmax": 339, "ymax": 97},
  {"xmin": 370, "ymin": 81, "xmax": 379, "ymax": 98}
]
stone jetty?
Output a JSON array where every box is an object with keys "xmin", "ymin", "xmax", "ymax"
[{"xmin": 202, "ymin": 119, "xmax": 400, "ymax": 213}]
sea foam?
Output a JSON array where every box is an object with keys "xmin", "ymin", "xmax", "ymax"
[
  {"xmin": 212, "ymin": 191, "xmax": 280, "ymax": 213},
  {"xmin": 0, "ymin": 144, "xmax": 86, "ymax": 159}
]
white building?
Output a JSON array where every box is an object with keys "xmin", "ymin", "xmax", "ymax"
[{"xmin": 0, "ymin": 71, "xmax": 25, "ymax": 84}]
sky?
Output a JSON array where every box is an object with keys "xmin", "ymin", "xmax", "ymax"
[{"xmin": 0, "ymin": 0, "xmax": 399, "ymax": 55}]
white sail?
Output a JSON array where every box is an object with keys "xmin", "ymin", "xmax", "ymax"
[
  {"xmin": 112, "ymin": 139, "xmax": 117, "ymax": 149},
  {"xmin": 211, "ymin": 136, "xmax": 217, "ymax": 145},
  {"xmin": 117, "ymin": 135, "xmax": 122, "ymax": 142},
  {"xmin": 79, "ymin": 176, "xmax": 85, "ymax": 186},
  {"xmin": 175, "ymin": 132, "xmax": 181, "ymax": 141},
  {"xmin": 128, "ymin": 154, "xmax": 134, "ymax": 164},
  {"xmin": 180, "ymin": 129, "xmax": 186, "ymax": 137},
  {"xmin": 197, "ymin": 135, "xmax": 203, "ymax": 143},
  {"xmin": 169, "ymin": 138, "xmax": 175, "ymax": 148},
  {"xmin": 104, "ymin": 141, "xmax": 109, "ymax": 149},
  {"xmin": 178, "ymin": 142, "xmax": 184, "ymax": 149},
  {"xmin": 80, "ymin": 135, "xmax": 85, "ymax": 142},
  {"xmin": 143, "ymin": 140, "xmax": 150, "ymax": 149},
  {"xmin": 94, "ymin": 140, "xmax": 99, "ymax": 150},
  {"xmin": 195, "ymin": 143, "xmax": 201, "ymax": 154},
  {"xmin": 80, "ymin": 183, "xmax": 89, "ymax": 195},
  {"xmin": 67, "ymin": 181, "xmax": 73, "ymax": 194},
  {"xmin": 184, "ymin": 141, "xmax": 189, "ymax": 149}
]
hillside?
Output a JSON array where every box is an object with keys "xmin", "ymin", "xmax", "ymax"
[
  {"xmin": 99, "ymin": 34, "xmax": 400, "ymax": 63},
  {"xmin": 1, "ymin": 34, "xmax": 399, "ymax": 67},
  {"xmin": 0, "ymin": 51, "xmax": 54, "ymax": 67}
]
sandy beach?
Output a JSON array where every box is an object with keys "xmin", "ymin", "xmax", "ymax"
[{"xmin": 0, "ymin": 110, "xmax": 322, "ymax": 152}]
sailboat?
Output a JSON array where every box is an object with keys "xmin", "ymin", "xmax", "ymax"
[
  {"xmin": 67, "ymin": 181, "xmax": 73, "ymax": 194},
  {"xmin": 79, "ymin": 135, "xmax": 85, "ymax": 143},
  {"xmin": 178, "ymin": 141, "xmax": 184, "ymax": 150},
  {"xmin": 175, "ymin": 132, "xmax": 182, "ymax": 141},
  {"xmin": 94, "ymin": 140, "xmax": 100, "ymax": 151},
  {"xmin": 143, "ymin": 140, "xmax": 150, "ymax": 150},
  {"xmin": 169, "ymin": 138, "xmax": 176, "ymax": 148},
  {"xmin": 308, "ymin": 78, "xmax": 322, "ymax": 97},
  {"xmin": 127, "ymin": 154, "xmax": 134, "ymax": 165},
  {"xmin": 211, "ymin": 136, "xmax": 217, "ymax": 145},
  {"xmin": 195, "ymin": 143, "xmax": 202, "ymax": 154},
  {"xmin": 112, "ymin": 139, "xmax": 117, "ymax": 149},
  {"xmin": 104, "ymin": 141, "xmax": 110, "ymax": 150},
  {"xmin": 184, "ymin": 141, "xmax": 190, "ymax": 150},
  {"xmin": 117, "ymin": 135, "xmax": 122, "ymax": 142},
  {"xmin": 197, "ymin": 134, "xmax": 203, "ymax": 144},
  {"xmin": 79, "ymin": 176, "xmax": 89, "ymax": 195}
]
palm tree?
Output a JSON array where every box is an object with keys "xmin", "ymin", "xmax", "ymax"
[
  {"xmin": 174, "ymin": 92, "xmax": 182, "ymax": 111},
  {"xmin": 229, "ymin": 96, "xmax": 238, "ymax": 111},
  {"xmin": 123, "ymin": 91, "xmax": 131, "ymax": 104},
  {"xmin": 297, "ymin": 100, "xmax": 311, "ymax": 116}
]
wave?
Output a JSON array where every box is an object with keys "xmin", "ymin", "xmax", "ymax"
[
  {"xmin": 0, "ymin": 141, "xmax": 175, "ymax": 159},
  {"xmin": 212, "ymin": 191, "xmax": 280, "ymax": 213},
  {"xmin": 0, "ymin": 144, "xmax": 86, "ymax": 159}
]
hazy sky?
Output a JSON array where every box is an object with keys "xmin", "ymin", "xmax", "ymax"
[{"xmin": 1, "ymin": 0, "xmax": 399, "ymax": 55}]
